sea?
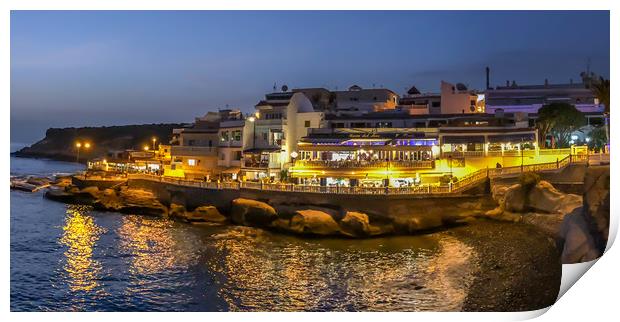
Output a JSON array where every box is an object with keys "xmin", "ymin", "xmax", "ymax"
[{"xmin": 10, "ymin": 154, "xmax": 479, "ymax": 312}]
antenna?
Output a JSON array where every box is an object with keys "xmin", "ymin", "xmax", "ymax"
[{"xmin": 273, "ymin": 82, "xmax": 277, "ymax": 92}]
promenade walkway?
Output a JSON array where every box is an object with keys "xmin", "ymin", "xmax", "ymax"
[{"xmin": 126, "ymin": 152, "xmax": 602, "ymax": 196}]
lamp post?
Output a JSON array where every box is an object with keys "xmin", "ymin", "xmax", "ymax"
[
  {"xmin": 248, "ymin": 116, "xmax": 256, "ymax": 149},
  {"xmin": 75, "ymin": 142, "xmax": 91, "ymax": 163},
  {"xmin": 152, "ymin": 137, "xmax": 157, "ymax": 151},
  {"xmin": 75, "ymin": 142, "xmax": 82, "ymax": 163}
]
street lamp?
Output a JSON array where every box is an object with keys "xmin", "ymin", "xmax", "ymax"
[
  {"xmin": 248, "ymin": 115, "xmax": 257, "ymax": 149},
  {"xmin": 144, "ymin": 145, "xmax": 150, "ymax": 151},
  {"xmin": 152, "ymin": 137, "xmax": 157, "ymax": 150},
  {"xmin": 75, "ymin": 142, "xmax": 82, "ymax": 163},
  {"xmin": 75, "ymin": 141, "xmax": 91, "ymax": 163}
]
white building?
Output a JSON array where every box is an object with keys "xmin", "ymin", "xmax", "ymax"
[{"xmin": 243, "ymin": 91, "xmax": 324, "ymax": 180}]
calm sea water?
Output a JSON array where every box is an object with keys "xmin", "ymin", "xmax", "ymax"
[{"xmin": 10, "ymin": 156, "xmax": 479, "ymax": 312}]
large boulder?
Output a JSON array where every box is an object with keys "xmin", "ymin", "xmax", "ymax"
[
  {"xmin": 230, "ymin": 198, "xmax": 277, "ymax": 226},
  {"xmin": 582, "ymin": 167, "xmax": 610, "ymax": 252},
  {"xmin": 289, "ymin": 210, "xmax": 340, "ymax": 236},
  {"xmin": 186, "ymin": 206, "xmax": 227, "ymax": 223},
  {"xmin": 528, "ymin": 181, "xmax": 582, "ymax": 214},
  {"xmin": 560, "ymin": 207, "xmax": 600, "ymax": 263},
  {"xmin": 117, "ymin": 188, "xmax": 168, "ymax": 216},
  {"xmin": 503, "ymin": 184, "xmax": 528, "ymax": 212},
  {"xmin": 340, "ymin": 211, "xmax": 371, "ymax": 237},
  {"xmin": 169, "ymin": 203, "xmax": 187, "ymax": 218}
]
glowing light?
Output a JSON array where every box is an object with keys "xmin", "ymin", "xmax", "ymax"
[
  {"xmin": 248, "ymin": 116, "xmax": 256, "ymax": 122},
  {"xmin": 84, "ymin": 143, "xmax": 91, "ymax": 148},
  {"xmin": 143, "ymin": 146, "xmax": 149, "ymax": 151},
  {"xmin": 290, "ymin": 151, "xmax": 298, "ymax": 159},
  {"xmin": 75, "ymin": 142, "xmax": 82, "ymax": 148}
]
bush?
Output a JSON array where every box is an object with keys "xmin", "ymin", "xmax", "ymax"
[
  {"xmin": 439, "ymin": 175, "xmax": 452, "ymax": 185},
  {"xmin": 519, "ymin": 172, "xmax": 541, "ymax": 191}
]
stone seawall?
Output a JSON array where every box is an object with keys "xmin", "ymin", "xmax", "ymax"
[
  {"xmin": 124, "ymin": 177, "xmax": 494, "ymax": 221},
  {"xmin": 127, "ymin": 178, "xmax": 240, "ymax": 212},
  {"xmin": 239, "ymin": 188, "xmax": 494, "ymax": 220}
]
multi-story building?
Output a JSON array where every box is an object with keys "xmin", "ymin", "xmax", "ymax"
[
  {"xmin": 398, "ymin": 81, "xmax": 484, "ymax": 115},
  {"xmin": 289, "ymin": 112, "xmax": 538, "ymax": 187},
  {"xmin": 485, "ymin": 77, "xmax": 604, "ymax": 114},
  {"xmin": 217, "ymin": 117, "xmax": 253, "ymax": 180},
  {"xmin": 242, "ymin": 91, "xmax": 324, "ymax": 180},
  {"xmin": 330, "ymin": 85, "xmax": 399, "ymax": 115}
]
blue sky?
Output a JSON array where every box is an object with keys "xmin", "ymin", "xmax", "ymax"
[{"xmin": 11, "ymin": 11, "xmax": 610, "ymax": 144}]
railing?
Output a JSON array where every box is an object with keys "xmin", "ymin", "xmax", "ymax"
[
  {"xmin": 442, "ymin": 148, "xmax": 571, "ymax": 158},
  {"xmin": 170, "ymin": 145, "xmax": 218, "ymax": 156},
  {"xmin": 127, "ymin": 153, "xmax": 580, "ymax": 195},
  {"xmin": 292, "ymin": 159, "xmax": 435, "ymax": 169},
  {"xmin": 241, "ymin": 161, "xmax": 270, "ymax": 169}
]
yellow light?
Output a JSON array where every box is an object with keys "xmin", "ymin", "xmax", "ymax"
[
  {"xmin": 75, "ymin": 142, "xmax": 82, "ymax": 148},
  {"xmin": 103, "ymin": 159, "xmax": 107, "ymax": 163},
  {"xmin": 144, "ymin": 146, "xmax": 149, "ymax": 151},
  {"xmin": 152, "ymin": 137, "xmax": 157, "ymax": 143},
  {"xmin": 248, "ymin": 116, "xmax": 256, "ymax": 122},
  {"xmin": 84, "ymin": 143, "xmax": 91, "ymax": 148},
  {"xmin": 255, "ymin": 112, "xmax": 260, "ymax": 119}
]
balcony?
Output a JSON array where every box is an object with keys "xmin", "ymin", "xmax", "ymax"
[{"xmin": 292, "ymin": 159, "xmax": 435, "ymax": 170}]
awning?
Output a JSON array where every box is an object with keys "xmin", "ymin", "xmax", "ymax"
[
  {"xmin": 441, "ymin": 136, "xmax": 485, "ymax": 144},
  {"xmin": 488, "ymin": 134, "xmax": 536, "ymax": 143},
  {"xmin": 220, "ymin": 167, "xmax": 240, "ymax": 174}
]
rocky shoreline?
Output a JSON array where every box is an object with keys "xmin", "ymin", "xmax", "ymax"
[
  {"xmin": 13, "ymin": 172, "xmax": 582, "ymax": 312},
  {"xmin": 452, "ymin": 220, "xmax": 561, "ymax": 311}
]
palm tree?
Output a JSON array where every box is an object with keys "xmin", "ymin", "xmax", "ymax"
[{"xmin": 591, "ymin": 77, "xmax": 610, "ymax": 144}]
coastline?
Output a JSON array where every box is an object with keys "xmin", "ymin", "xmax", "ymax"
[{"xmin": 453, "ymin": 220, "xmax": 561, "ymax": 311}]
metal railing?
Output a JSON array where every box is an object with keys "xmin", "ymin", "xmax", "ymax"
[{"xmin": 127, "ymin": 153, "xmax": 580, "ymax": 195}]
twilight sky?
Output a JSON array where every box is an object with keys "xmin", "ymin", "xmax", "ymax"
[{"xmin": 11, "ymin": 10, "xmax": 609, "ymax": 144}]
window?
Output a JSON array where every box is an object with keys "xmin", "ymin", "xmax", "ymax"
[
  {"xmin": 304, "ymin": 120, "xmax": 311, "ymax": 127},
  {"xmin": 208, "ymin": 140, "xmax": 212, "ymax": 147},
  {"xmin": 432, "ymin": 101, "xmax": 441, "ymax": 108},
  {"xmin": 219, "ymin": 153, "xmax": 225, "ymax": 160},
  {"xmin": 234, "ymin": 151, "xmax": 242, "ymax": 160},
  {"xmin": 232, "ymin": 130, "xmax": 242, "ymax": 141},
  {"xmin": 188, "ymin": 159, "xmax": 197, "ymax": 166},
  {"xmin": 188, "ymin": 139, "xmax": 195, "ymax": 146},
  {"xmin": 221, "ymin": 131, "xmax": 229, "ymax": 142},
  {"xmin": 262, "ymin": 132, "xmax": 268, "ymax": 141}
]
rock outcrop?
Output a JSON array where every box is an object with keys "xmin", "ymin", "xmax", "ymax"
[
  {"xmin": 487, "ymin": 168, "xmax": 610, "ymax": 264},
  {"xmin": 287, "ymin": 210, "xmax": 341, "ymax": 236},
  {"xmin": 230, "ymin": 198, "xmax": 277, "ymax": 227},
  {"xmin": 340, "ymin": 211, "xmax": 371, "ymax": 237}
]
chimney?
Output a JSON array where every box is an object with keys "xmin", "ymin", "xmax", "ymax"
[{"xmin": 486, "ymin": 66, "xmax": 490, "ymax": 89}]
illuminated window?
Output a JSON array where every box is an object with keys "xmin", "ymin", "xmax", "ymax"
[
  {"xmin": 304, "ymin": 120, "xmax": 311, "ymax": 127},
  {"xmin": 188, "ymin": 159, "xmax": 197, "ymax": 166}
]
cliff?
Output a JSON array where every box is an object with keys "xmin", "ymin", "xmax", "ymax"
[{"xmin": 13, "ymin": 123, "xmax": 188, "ymax": 162}]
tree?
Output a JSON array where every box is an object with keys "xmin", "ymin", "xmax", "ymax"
[
  {"xmin": 537, "ymin": 103, "xmax": 586, "ymax": 148},
  {"xmin": 588, "ymin": 127, "xmax": 607, "ymax": 152},
  {"xmin": 591, "ymin": 77, "xmax": 610, "ymax": 113},
  {"xmin": 591, "ymin": 77, "xmax": 610, "ymax": 143}
]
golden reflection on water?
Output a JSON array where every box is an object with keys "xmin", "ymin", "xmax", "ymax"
[
  {"xmin": 117, "ymin": 215, "xmax": 199, "ymax": 276},
  {"xmin": 59, "ymin": 205, "xmax": 105, "ymax": 293},
  {"xmin": 205, "ymin": 227, "xmax": 476, "ymax": 311}
]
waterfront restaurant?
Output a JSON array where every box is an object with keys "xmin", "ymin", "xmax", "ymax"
[{"xmin": 288, "ymin": 128, "xmax": 439, "ymax": 187}]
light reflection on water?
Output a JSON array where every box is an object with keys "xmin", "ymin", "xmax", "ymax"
[
  {"xmin": 11, "ymin": 156, "xmax": 482, "ymax": 311},
  {"xmin": 15, "ymin": 195, "xmax": 478, "ymax": 311},
  {"xmin": 58, "ymin": 205, "xmax": 105, "ymax": 294}
]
